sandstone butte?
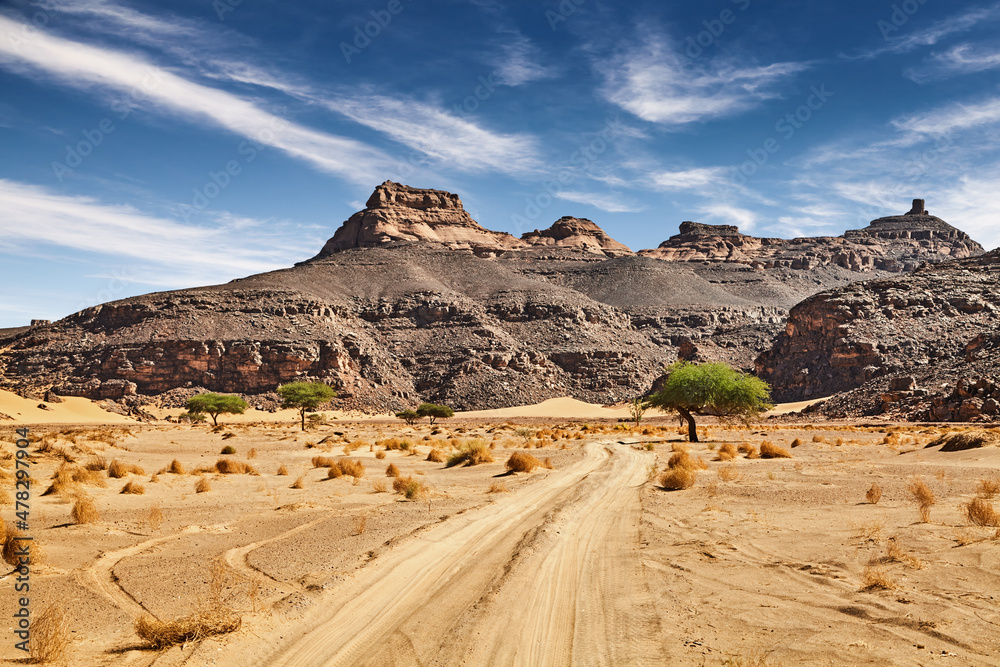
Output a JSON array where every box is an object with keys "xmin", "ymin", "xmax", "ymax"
[{"xmin": 0, "ymin": 183, "xmax": 992, "ymax": 422}]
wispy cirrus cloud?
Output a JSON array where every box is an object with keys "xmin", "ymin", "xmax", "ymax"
[
  {"xmin": 893, "ymin": 95, "xmax": 1000, "ymax": 137},
  {"xmin": 0, "ymin": 14, "xmax": 399, "ymax": 184},
  {"xmin": 649, "ymin": 167, "xmax": 731, "ymax": 192},
  {"xmin": 907, "ymin": 42, "xmax": 1000, "ymax": 82},
  {"xmin": 493, "ymin": 32, "xmax": 557, "ymax": 86},
  {"xmin": 0, "ymin": 179, "xmax": 319, "ymax": 285},
  {"xmin": 599, "ymin": 36, "xmax": 808, "ymax": 126},
  {"xmin": 847, "ymin": 3, "xmax": 1000, "ymax": 60},
  {"xmin": 554, "ymin": 190, "xmax": 643, "ymax": 213}
]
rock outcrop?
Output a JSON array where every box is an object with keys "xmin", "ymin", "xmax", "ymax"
[
  {"xmin": 313, "ymin": 181, "xmax": 525, "ymax": 256},
  {"xmin": 641, "ymin": 200, "xmax": 983, "ymax": 272},
  {"xmin": 757, "ymin": 249, "xmax": 1000, "ymax": 419},
  {"xmin": 521, "ymin": 217, "xmax": 633, "ymax": 257}
]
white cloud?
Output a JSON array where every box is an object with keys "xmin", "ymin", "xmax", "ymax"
[
  {"xmin": 649, "ymin": 167, "xmax": 731, "ymax": 192},
  {"xmin": 494, "ymin": 33, "xmax": 556, "ymax": 86},
  {"xmin": 0, "ymin": 14, "xmax": 397, "ymax": 184},
  {"xmin": 0, "ymin": 179, "xmax": 319, "ymax": 286},
  {"xmin": 554, "ymin": 191, "xmax": 643, "ymax": 213},
  {"xmin": 850, "ymin": 4, "xmax": 1000, "ymax": 60},
  {"xmin": 698, "ymin": 203, "xmax": 758, "ymax": 232},
  {"xmin": 893, "ymin": 95, "xmax": 1000, "ymax": 137},
  {"xmin": 600, "ymin": 36, "xmax": 807, "ymax": 126},
  {"xmin": 320, "ymin": 95, "xmax": 541, "ymax": 174}
]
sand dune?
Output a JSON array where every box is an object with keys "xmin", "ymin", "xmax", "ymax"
[{"xmin": 0, "ymin": 388, "xmax": 134, "ymax": 424}]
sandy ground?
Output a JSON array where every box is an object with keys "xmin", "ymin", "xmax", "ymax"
[{"xmin": 1, "ymin": 416, "xmax": 999, "ymax": 666}]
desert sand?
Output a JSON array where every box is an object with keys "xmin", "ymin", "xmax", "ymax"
[{"xmin": 1, "ymin": 410, "xmax": 999, "ymax": 666}]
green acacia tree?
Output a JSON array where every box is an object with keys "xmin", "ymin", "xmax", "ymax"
[
  {"xmin": 646, "ymin": 361, "xmax": 773, "ymax": 443},
  {"xmin": 277, "ymin": 381, "xmax": 336, "ymax": 431},
  {"xmin": 415, "ymin": 403, "xmax": 454, "ymax": 425},
  {"xmin": 184, "ymin": 393, "xmax": 248, "ymax": 426},
  {"xmin": 395, "ymin": 409, "xmax": 419, "ymax": 425},
  {"xmin": 629, "ymin": 397, "xmax": 649, "ymax": 428}
]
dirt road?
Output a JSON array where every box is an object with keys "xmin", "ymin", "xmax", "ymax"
[{"xmin": 213, "ymin": 442, "xmax": 661, "ymax": 667}]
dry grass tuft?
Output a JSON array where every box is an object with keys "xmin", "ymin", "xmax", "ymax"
[
  {"xmin": 353, "ymin": 513, "xmax": 367, "ymax": 535},
  {"xmin": 660, "ymin": 466, "xmax": 697, "ymax": 490},
  {"xmin": 859, "ymin": 565, "xmax": 897, "ymax": 591},
  {"xmin": 168, "ymin": 459, "xmax": 186, "ymax": 474},
  {"xmin": 372, "ymin": 479, "xmax": 388, "ymax": 493},
  {"xmin": 336, "ymin": 459, "xmax": 366, "ymax": 479},
  {"xmin": 276, "ymin": 464, "xmax": 289, "ymax": 476},
  {"xmin": 426, "ymin": 448, "xmax": 445, "ymax": 463},
  {"xmin": 375, "ymin": 450, "xmax": 386, "ymax": 460},
  {"xmin": 866, "ymin": 482, "xmax": 883, "ymax": 505},
  {"xmin": 790, "ymin": 438, "xmax": 803, "ymax": 448},
  {"xmin": 107, "ymin": 459, "xmax": 129, "ymax": 478},
  {"xmin": 506, "ymin": 451, "xmax": 543, "ymax": 473},
  {"xmin": 393, "ymin": 475, "xmax": 426, "ymax": 500},
  {"xmin": 220, "ymin": 445, "xmax": 236, "ymax": 455},
  {"xmin": 488, "ymin": 481, "xmax": 510, "ymax": 493},
  {"xmin": 717, "ymin": 465, "xmax": 740, "ymax": 482},
  {"xmin": 907, "ymin": 477, "xmax": 936, "ymax": 523},
  {"xmin": 446, "ymin": 439, "xmax": 494, "ymax": 467},
  {"xmin": 977, "ymin": 476, "xmax": 1000, "ymax": 499},
  {"xmin": 134, "ymin": 609, "xmax": 241, "ymax": 649},
  {"xmin": 290, "ymin": 476, "xmax": 305, "ymax": 489},
  {"xmin": 715, "ymin": 443, "xmax": 737, "ymax": 461},
  {"xmin": 737, "ymin": 443, "xmax": 759, "ymax": 459},
  {"xmin": 214, "ymin": 458, "xmax": 259, "ymax": 475},
  {"xmin": 84, "ymin": 455, "xmax": 107, "ymax": 471},
  {"xmin": 247, "ymin": 448, "xmax": 257, "ymax": 459},
  {"xmin": 148, "ymin": 505, "xmax": 164, "ymax": 532},
  {"xmin": 195, "ymin": 476, "xmax": 212, "ymax": 493},
  {"xmin": 2, "ymin": 529, "xmax": 43, "ymax": 567},
  {"xmin": 120, "ymin": 481, "xmax": 145, "ymax": 495},
  {"xmin": 928, "ymin": 430, "xmax": 1000, "ymax": 452},
  {"xmin": 385, "ymin": 463, "xmax": 400, "ymax": 478},
  {"xmin": 759, "ymin": 442, "xmax": 792, "ymax": 459},
  {"xmin": 311, "ymin": 455, "xmax": 336, "ymax": 468},
  {"xmin": 543, "ymin": 457, "xmax": 554, "ymax": 469},
  {"xmin": 71, "ymin": 495, "xmax": 100, "ymax": 524},
  {"xmin": 964, "ymin": 497, "xmax": 1000, "ymax": 527},
  {"xmin": 71, "ymin": 468, "xmax": 107, "ymax": 487},
  {"xmin": 812, "ymin": 435, "xmax": 826, "ymax": 443},
  {"xmin": 29, "ymin": 604, "xmax": 70, "ymax": 664}
]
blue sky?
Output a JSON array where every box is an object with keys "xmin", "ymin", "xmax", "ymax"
[{"xmin": 2, "ymin": 0, "xmax": 1000, "ymax": 327}]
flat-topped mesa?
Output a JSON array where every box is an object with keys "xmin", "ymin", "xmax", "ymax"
[
  {"xmin": 313, "ymin": 181, "xmax": 525, "ymax": 257},
  {"xmin": 520, "ymin": 216, "xmax": 633, "ymax": 257},
  {"xmin": 844, "ymin": 198, "xmax": 983, "ymax": 248},
  {"xmin": 639, "ymin": 221, "xmax": 761, "ymax": 262}
]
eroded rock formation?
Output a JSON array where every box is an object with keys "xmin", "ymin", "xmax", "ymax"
[{"xmin": 521, "ymin": 217, "xmax": 633, "ymax": 257}]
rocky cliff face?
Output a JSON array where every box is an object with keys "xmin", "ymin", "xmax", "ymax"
[
  {"xmin": 0, "ymin": 186, "xmax": 988, "ymax": 416},
  {"xmin": 641, "ymin": 200, "xmax": 983, "ymax": 271},
  {"xmin": 757, "ymin": 250, "xmax": 1000, "ymax": 420}
]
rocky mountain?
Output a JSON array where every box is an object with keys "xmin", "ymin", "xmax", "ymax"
[
  {"xmin": 757, "ymin": 250, "xmax": 1000, "ymax": 421},
  {"xmin": 0, "ymin": 184, "xmax": 986, "ymax": 416}
]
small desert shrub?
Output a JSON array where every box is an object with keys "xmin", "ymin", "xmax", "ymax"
[
  {"xmin": 354, "ymin": 513, "xmax": 367, "ymax": 535},
  {"xmin": 168, "ymin": 459, "xmax": 186, "ymax": 474},
  {"xmin": 928, "ymin": 430, "xmax": 1000, "ymax": 452},
  {"xmin": 148, "ymin": 505, "xmax": 164, "ymax": 531},
  {"xmin": 426, "ymin": 448, "xmax": 445, "ymax": 463},
  {"xmin": 759, "ymin": 442, "xmax": 791, "ymax": 459},
  {"xmin": 506, "ymin": 451, "xmax": 543, "ymax": 473},
  {"xmin": 220, "ymin": 445, "xmax": 236, "ymax": 455},
  {"xmin": 446, "ymin": 440, "xmax": 494, "ymax": 467},
  {"xmin": 488, "ymin": 481, "xmax": 510, "ymax": 494},
  {"xmin": 375, "ymin": 451, "xmax": 386, "ymax": 460},
  {"xmin": 85, "ymin": 455, "xmax": 108, "ymax": 471},
  {"xmin": 866, "ymin": 482, "xmax": 883, "ymax": 505},
  {"xmin": 195, "ymin": 476, "xmax": 212, "ymax": 493},
  {"xmin": 393, "ymin": 475, "xmax": 426, "ymax": 499},
  {"xmin": 276, "ymin": 464, "xmax": 289, "ymax": 476},
  {"xmin": 385, "ymin": 463, "xmax": 401, "ymax": 478},
  {"xmin": 977, "ymin": 477, "xmax": 1000, "ymax": 499},
  {"xmin": 134, "ymin": 609, "xmax": 241, "ymax": 649},
  {"xmin": 214, "ymin": 458, "xmax": 258, "ymax": 475},
  {"xmin": 543, "ymin": 457, "xmax": 554, "ymax": 469},
  {"xmin": 107, "ymin": 459, "xmax": 129, "ymax": 478},
  {"xmin": 337, "ymin": 459, "xmax": 366, "ymax": 479},
  {"xmin": 247, "ymin": 448, "xmax": 257, "ymax": 459},
  {"xmin": 660, "ymin": 467, "xmax": 697, "ymax": 490},
  {"xmin": 29, "ymin": 604, "xmax": 70, "ymax": 664},
  {"xmin": 327, "ymin": 465, "xmax": 342, "ymax": 479},
  {"xmin": 290, "ymin": 476, "xmax": 304, "ymax": 489},
  {"xmin": 716, "ymin": 443, "xmax": 737, "ymax": 461},
  {"xmin": 964, "ymin": 497, "xmax": 1000, "ymax": 527},
  {"xmin": 859, "ymin": 565, "xmax": 897, "ymax": 591},
  {"xmin": 812, "ymin": 435, "xmax": 826, "ymax": 443},
  {"xmin": 311, "ymin": 455, "xmax": 336, "ymax": 468},
  {"xmin": 908, "ymin": 477, "xmax": 936, "ymax": 523},
  {"xmin": 71, "ymin": 495, "xmax": 100, "ymax": 524},
  {"xmin": 2, "ymin": 529, "xmax": 42, "ymax": 567},
  {"xmin": 717, "ymin": 465, "xmax": 740, "ymax": 482},
  {"xmin": 790, "ymin": 438, "xmax": 803, "ymax": 448},
  {"xmin": 121, "ymin": 481, "xmax": 145, "ymax": 495},
  {"xmin": 372, "ymin": 479, "xmax": 388, "ymax": 493}
]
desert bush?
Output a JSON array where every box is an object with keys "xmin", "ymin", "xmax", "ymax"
[
  {"xmin": 327, "ymin": 465, "xmax": 342, "ymax": 479},
  {"xmin": 84, "ymin": 455, "xmax": 107, "ymax": 471},
  {"xmin": 375, "ymin": 451, "xmax": 386, "ymax": 460},
  {"xmin": 337, "ymin": 459, "xmax": 366, "ymax": 479},
  {"xmin": 790, "ymin": 438, "xmax": 803, "ymax": 448},
  {"xmin": 908, "ymin": 477, "xmax": 936, "ymax": 522},
  {"xmin": 976, "ymin": 477, "xmax": 1000, "ymax": 499},
  {"xmin": 276, "ymin": 464, "xmax": 289, "ymax": 476},
  {"xmin": 812, "ymin": 435, "xmax": 826, "ymax": 443},
  {"xmin": 385, "ymin": 463, "xmax": 400, "ymax": 478},
  {"xmin": 717, "ymin": 465, "xmax": 740, "ymax": 482},
  {"xmin": 2, "ymin": 529, "xmax": 42, "ymax": 567},
  {"xmin": 393, "ymin": 475, "xmax": 426, "ymax": 499},
  {"xmin": 543, "ymin": 457, "xmax": 554, "ymax": 469},
  {"xmin": 71, "ymin": 495, "xmax": 100, "ymax": 524},
  {"xmin": 148, "ymin": 505, "xmax": 164, "ymax": 532},
  {"xmin": 120, "ymin": 481, "xmax": 145, "ymax": 495},
  {"xmin": 866, "ymin": 482, "xmax": 883, "ymax": 505},
  {"xmin": 716, "ymin": 443, "xmax": 737, "ymax": 461},
  {"xmin": 759, "ymin": 442, "xmax": 791, "ymax": 459},
  {"xmin": 290, "ymin": 476, "xmax": 305, "ymax": 489},
  {"xmin": 107, "ymin": 459, "xmax": 129, "ymax": 478},
  {"xmin": 134, "ymin": 609, "xmax": 241, "ymax": 649},
  {"xmin": 163, "ymin": 459, "xmax": 185, "ymax": 475},
  {"xmin": 446, "ymin": 439, "xmax": 494, "ymax": 467},
  {"xmin": 928, "ymin": 430, "xmax": 1000, "ymax": 452},
  {"xmin": 195, "ymin": 476, "xmax": 212, "ymax": 493},
  {"xmin": 660, "ymin": 466, "xmax": 697, "ymax": 490},
  {"xmin": 964, "ymin": 497, "xmax": 1000, "ymax": 527},
  {"xmin": 488, "ymin": 482, "xmax": 510, "ymax": 493},
  {"xmin": 506, "ymin": 451, "xmax": 543, "ymax": 473},
  {"xmin": 738, "ymin": 444, "xmax": 760, "ymax": 459},
  {"xmin": 372, "ymin": 479, "xmax": 387, "ymax": 493},
  {"xmin": 426, "ymin": 448, "xmax": 445, "ymax": 463},
  {"xmin": 29, "ymin": 604, "xmax": 70, "ymax": 664},
  {"xmin": 311, "ymin": 455, "xmax": 336, "ymax": 468},
  {"xmin": 214, "ymin": 458, "xmax": 258, "ymax": 475},
  {"xmin": 859, "ymin": 565, "xmax": 897, "ymax": 591},
  {"xmin": 247, "ymin": 448, "xmax": 257, "ymax": 459}
]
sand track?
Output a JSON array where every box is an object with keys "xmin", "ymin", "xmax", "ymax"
[{"xmin": 212, "ymin": 442, "xmax": 658, "ymax": 667}]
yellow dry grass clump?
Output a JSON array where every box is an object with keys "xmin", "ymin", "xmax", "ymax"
[
  {"xmin": 446, "ymin": 440, "xmax": 494, "ymax": 467},
  {"xmin": 859, "ymin": 565, "xmax": 897, "ymax": 591},
  {"xmin": 715, "ymin": 443, "xmax": 737, "ymax": 461},
  {"xmin": 277, "ymin": 464, "xmax": 289, "ymax": 476},
  {"xmin": 290, "ymin": 476, "xmax": 305, "ymax": 489},
  {"xmin": 907, "ymin": 477, "xmax": 935, "ymax": 523},
  {"xmin": 488, "ymin": 481, "xmax": 509, "ymax": 494},
  {"xmin": 72, "ymin": 468, "xmax": 107, "ymax": 487},
  {"xmin": 977, "ymin": 477, "xmax": 1000, "ymax": 499},
  {"xmin": 759, "ymin": 442, "xmax": 792, "ymax": 459},
  {"xmin": 737, "ymin": 443, "xmax": 759, "ymax": 459},
  {"xmin": 964, "ymin": 497, "xmax": 1000, "ymax": 527},
  {"xmin": 372, "ymin": 479, "xmax": 388, "ymax": 493},
  {"xmin": 506, "ymin": 451, "xmax": 543, "ymax": 473},
  {"xmin": 168, "ymin": 459, "xmax": 186, "ymax": 474},
  {"xmin": 107, "ymin": 459, "xmax": 144, "ymax": 478},
  {"xmin": 660, "ymin": 449, "xmax": 702, "ymax": 490},
  {"xmin": 134, "ymin": 610, "xmax": 241, "ymax": 649},
  {"xmin": 335, "ymin": 459, "xmax": 366, "ymax": 479},
  {"xmin": 214, "ymin": 458, "xmax": 259, "ymax": 475},
  {"xmin": 393, "ymin": 475, "xmax": 426, "ymax": 499},
  {"xmin": 866, "ymin": 482, "xmax": 883, "ymax": 505},
  {"xmin": 717, "ymin": 465, "xmax": 740, "ymax": 482},
  {"xmin": 2, "ymin": 529, "xmax": 43, "ymax": 567},
  {"xmin": 71, "ymin": 495, "xmax": 100, "ymax": 524},
  {"xmin": 375, "ymin": 450, "xmax": 386, "ymax": 460},
  {"xmin": 195, "ymin": 476, "xmax": 212, "ymax": 493},
  {"xmin": 29, "ymin": 604, "xmax": 70, "ymax": 664},
  {"xmin": 311, "ymin": 455, "xmax": 336, "ymax": 468},
  {"xmin": 385, "ymin": 463, "xmax": 401, "ymax": 478},
  {"xmin": 120, "ymin": 481, "xmax": 145, "ymax": 495},
  {"xmin": 928, "ymin": 430, "xmax": 1000, "ymax": 452},
  {"xmin": 426, "ymin": 448, "xmax": 445, "ymax": 463}
]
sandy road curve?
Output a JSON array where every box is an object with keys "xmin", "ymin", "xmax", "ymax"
[{"xmin": 213, "ymin": 442, "xmax": 661, "ymax": 667}]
